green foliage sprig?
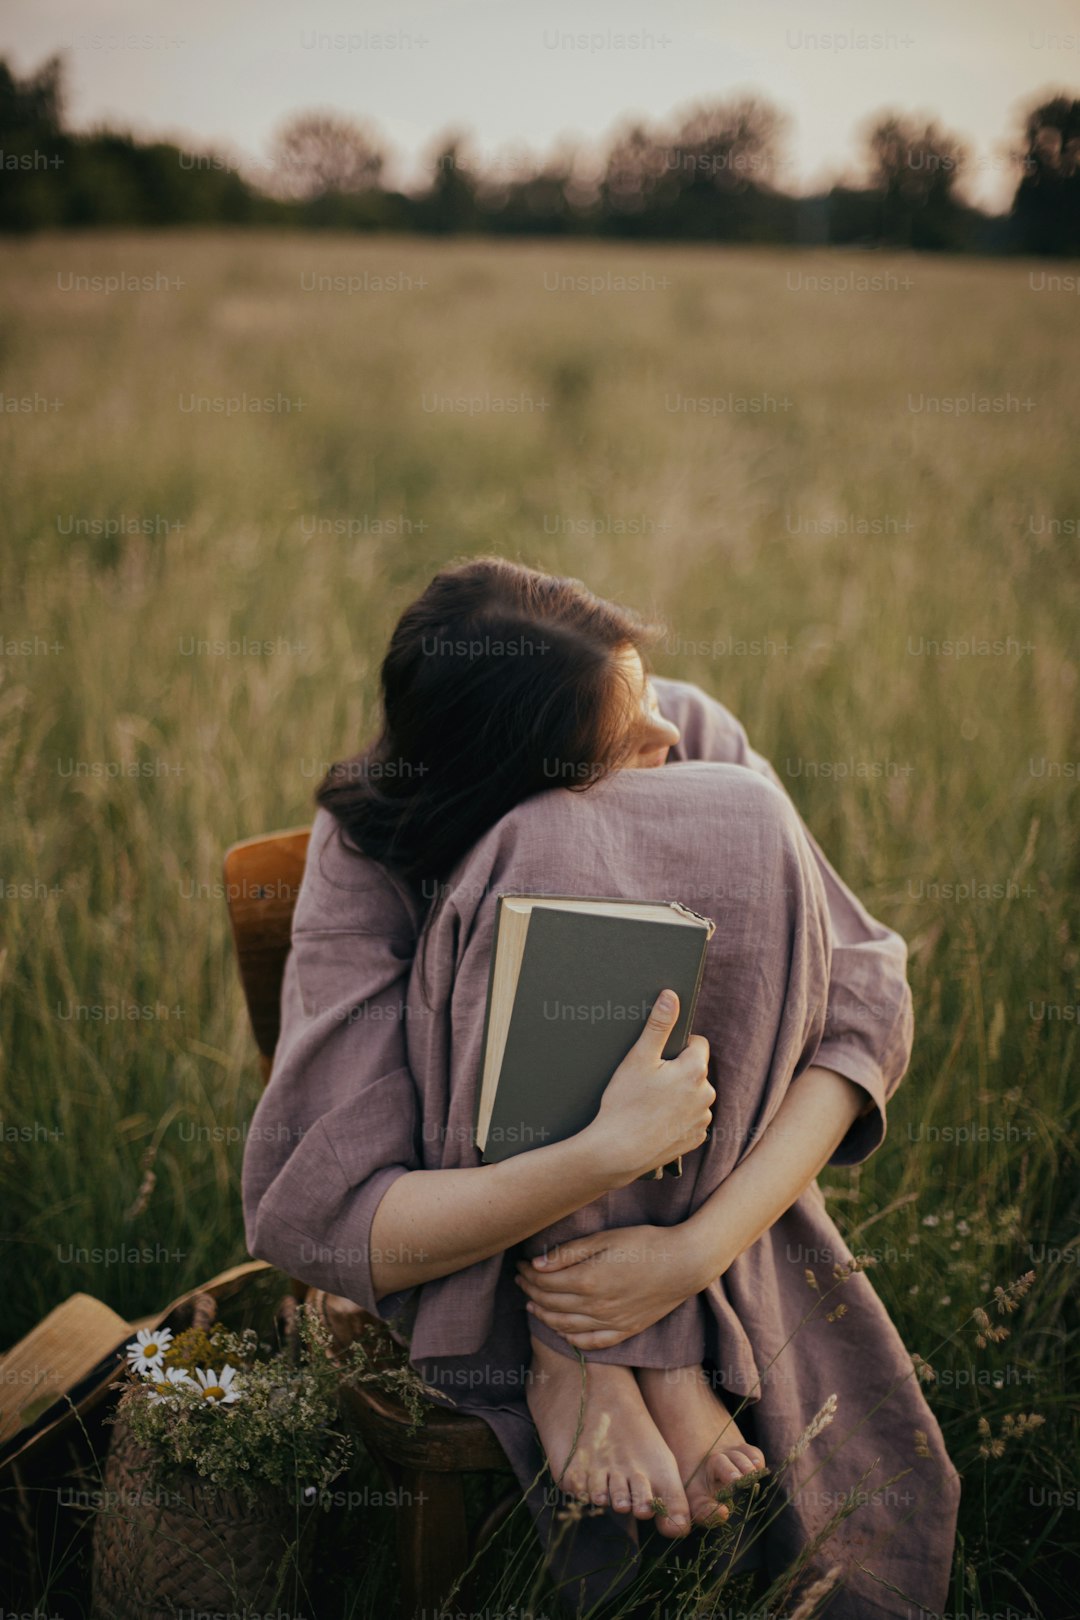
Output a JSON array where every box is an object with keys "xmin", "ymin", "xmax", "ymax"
[{"xmin": 117, "ymin": 1307, "xmax": 356, "ymax": 1507}]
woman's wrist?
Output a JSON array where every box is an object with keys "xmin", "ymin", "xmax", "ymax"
[
  {"xmin": 573, "ymin": 1119, "xmax": 647, "ymax": 1193},
  {"xmin": 677, "ymin": 1196, "xmax": 739, "ymax": 1291}
]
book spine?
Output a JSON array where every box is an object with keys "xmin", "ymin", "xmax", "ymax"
[
  {"xmin": 661, "ymin": 910, "xmax": 714, "ymax": 1177},
  {"xmin": 474, "ymin": 893, "xmax": 507, "ymax": 1157},
  {"xmin": 683, "ymin": 921, "xmax": 712, "ymax": 1028}
]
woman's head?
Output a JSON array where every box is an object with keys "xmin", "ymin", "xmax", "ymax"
[{"xmin": 316, "ymin": 554, "xmax": 679, "ymax": 923}]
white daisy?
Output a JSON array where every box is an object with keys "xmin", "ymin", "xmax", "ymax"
[
  {"xmin": 192, "ymin": 1365, "xmax": 243, "ymax": 1405},
  {"xmin": 126, "ymin": 1326, "xmax": 174, "ymax": 1375},
  {"xmin": 146, "ymin": 1368, "xmax": 195, "ymax": 1404}
]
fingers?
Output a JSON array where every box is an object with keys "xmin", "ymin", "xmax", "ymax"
[
  {"xmin": 524, "ymin": 1299, "xmax": 629, "ymax": 1346},
  {"xmin": 525, "ymin": 1304, "xmax": 607, "ymax": 1334},
  {"xmin": 685, "ymin": 1031, "xmax": 710, "ymax": 1065},
  {"xmin": 524, "ymin": 1242, "xmax": 597, "ymax": 1273},
  {"xmin": 518, "ymin": 1282, "xmax": 626, "ymax": 1336},
  {"xmin": 670, "ymin": 1032, "xmax": 711, "ymax": 1076},
  {"xmin": 561, "ymin": 1329, "xmax": 627, "ymax": 1350},
  {"xmin": 636, "ymin": 989, "xmax": 680, "ymax": 1062},
  {"xmin": 515, "ymin": 1272, "xmax": 592, "ymax": 1306},
  {"xmin": 519, "ymin": 1286, "xmax": 594, "ymax": 1317}
]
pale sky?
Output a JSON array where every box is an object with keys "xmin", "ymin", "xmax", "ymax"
[{"xmin": 5, "ymin": 0, "xmax": 1079, "ymax": 211}]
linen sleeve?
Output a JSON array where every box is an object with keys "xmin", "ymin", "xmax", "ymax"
[
  {"xmin": 652, "ymin": 676, "xmax": 915, "ymax": 1166},
  {"xmin": 240, "ymin": 829, "xmax": 424, "ymax": 1328}
]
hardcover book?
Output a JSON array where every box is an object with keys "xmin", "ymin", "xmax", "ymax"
[{"xmin": 475, "ymin": 893, "xmax": 715, "ymax": 1179}]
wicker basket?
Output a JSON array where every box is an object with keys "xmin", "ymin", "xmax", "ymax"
[{"xmin": 91, "ymin": 1291, "xmax": 315, "ymax": 1620}]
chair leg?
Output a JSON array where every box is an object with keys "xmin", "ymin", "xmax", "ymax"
[
  {"xmin": 470, "ymin": 1482, "xmax": 521, "ymax": 1561},
  {"xmin": 393, "ymin": 1464, "xmax": 473, "ymax": 1619}
]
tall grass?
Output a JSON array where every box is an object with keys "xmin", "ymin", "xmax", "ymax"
[{"xmin": 1, "ymin": 232, "xmax": 1077, "ymax": 1615}]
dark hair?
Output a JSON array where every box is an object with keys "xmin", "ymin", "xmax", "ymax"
[{"xmin": 315, "ymin": 554, "xmax": 667, "ymax": 1001}]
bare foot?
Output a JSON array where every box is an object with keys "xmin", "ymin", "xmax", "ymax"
[
  {"xmin": 637, "ymin": 1365, "xmax": 767, "ymax": 1528},
  {"xmin": 527, "ymin": 1336, "xmax": 693, "ymax": 1538}
]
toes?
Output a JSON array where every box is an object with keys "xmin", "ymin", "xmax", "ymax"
[
  {"xmin": 653, "ymin": 1502, "xmax": 691, "ymax": 1538},
  {"xmin": 587, "ymin": 1469, "xmax": 610, "ymax": 1508},
  {"xmin": 608, "ymin": 1474, "xmax": 633, "ymax": 1513},
  {"xmin": 700, "ymin": 1446, "xmax": 768, "ymax": 1526},
  {"xmin": 689, "ymin": 1490, "xmax": 730, "ymax": 1528},
  {"xmin": 628, "ymin": 1471, "xmax": 655, "ymax": 1519},
  {"xmin": 710, "ymin": 1451, "xmax": 745, "ymax": 1487},
  {"xmin": 651, "ymin": 1466, "xmax": 691, "ymax": 1538},
  {"xmin": 727, "ymin": 1447, "xmax": 767, "ymax": 1477},
  {"xmin": 684, "ymin": 1465, "xmax": 730, "ymax": 1527}
]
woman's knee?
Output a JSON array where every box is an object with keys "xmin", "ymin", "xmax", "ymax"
[
  {"xmin": 647, "ymin": 767, "xmax": 828, "ymax": 955},
  {"xmin": 480, "ymin": 764, "xmax": 818, "ymax": 918}
]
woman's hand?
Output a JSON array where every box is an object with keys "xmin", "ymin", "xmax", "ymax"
[
  {"xmin": 581, "ymin": 989, "xmax": 715, "ymax": 1186},
  {"xmin": 514, "ymin": 1222, "xmax": 709, "ymax": 1349}
]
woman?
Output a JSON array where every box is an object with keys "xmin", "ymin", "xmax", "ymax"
[{"xmin": 241, "ymin": 556, "xmax": 960, "ymax": 1618}]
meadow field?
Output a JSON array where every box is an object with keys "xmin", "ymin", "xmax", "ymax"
[{"xmin": 1, "ymin": 231, "xmax": 1077, "ymax": 1617}]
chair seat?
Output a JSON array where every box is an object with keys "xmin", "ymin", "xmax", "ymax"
[
  {"xmin": 307, "ymin": 1288, "xmax": 513, "ymax": 1474},
  {"xmin": 340, "ymin": 1382, "xmax": 512, "ymax": 1473}
]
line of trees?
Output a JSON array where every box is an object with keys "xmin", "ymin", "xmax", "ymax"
[{"xmin": 1, "ymin": 55, "xmax": 1078, "ymax": 254}]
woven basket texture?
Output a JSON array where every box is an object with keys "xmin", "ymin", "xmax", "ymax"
[{"xmin": 90, "ymin": 1291, "xmax": 314, "ymax": 1620}]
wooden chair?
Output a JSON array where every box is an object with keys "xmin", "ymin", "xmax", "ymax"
[{"xmin": 222, "ymin": 829, "xmax": 519, "ymax": 1617}]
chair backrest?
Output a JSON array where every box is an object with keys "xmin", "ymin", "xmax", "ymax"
[{"xmin": 222, "ymin": 827, "xmax": 311, "ymax": 1082}]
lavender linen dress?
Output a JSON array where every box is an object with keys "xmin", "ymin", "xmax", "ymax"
[{"xmin": 241, "ymin": 676, "xmax": 960, "ymax": 1619}]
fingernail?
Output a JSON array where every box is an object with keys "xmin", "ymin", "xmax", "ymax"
[
  {"xmin": 657, "ymin": 990, "xmax": 675, "ymax": 1012},
  {"xmin": 526, "ymin": 1302, "xmax": 535, "ymax": 1312}
]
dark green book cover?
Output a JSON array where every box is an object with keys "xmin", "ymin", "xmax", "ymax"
[{"xmin": 476, "ymin": 898, "xmax": 711, "ymax": 1168}]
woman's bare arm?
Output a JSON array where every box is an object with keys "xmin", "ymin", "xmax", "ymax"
[
  {"xmin": 369, "ymin": 1128, "xmax": 620, "ymax": 1298},
  {"xmin": 678, "ymin": 1063, "xmax": 869, "ymax": 1285}
]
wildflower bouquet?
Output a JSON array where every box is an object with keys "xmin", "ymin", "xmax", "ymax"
[{"xmin": 115, "ymin": 1305, "xmax": 354, "ymax": 1506}]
